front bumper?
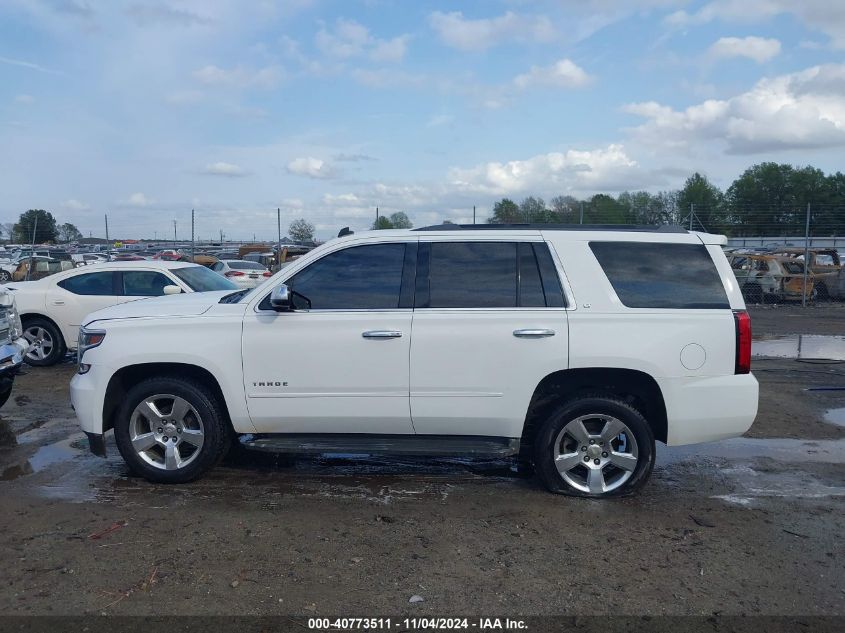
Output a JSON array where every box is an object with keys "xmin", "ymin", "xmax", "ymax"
[{"xmin": 0, "ymin": 337, "xmax": 30, "ymax": 374}]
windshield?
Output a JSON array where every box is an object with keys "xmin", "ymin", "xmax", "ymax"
[{"xmin": 173, "ymin": 265, "xmax": 238, "ymax": 292}]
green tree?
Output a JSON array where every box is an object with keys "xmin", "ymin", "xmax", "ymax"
[
  {"xmin": 57, "ymin": 222, "xmax": 83, "ymax": 243},
  {"xmin": 14, "ymin": 209, "xmax": 58, "ymax": 243},
  {"xmin": 550, "ymin": 195, "xmax": 580, "ymax": 223},
  {"xmin": 677, "ymin": 173, "xmax": 725, "ymax": 232},
  {"xmin": 288, "ymin": 218, "xmax": 315, "ymax": 242},
  {"xmin": 371, "ymin": 212, "xmax": 413, "ymax": 230},
  {"xmin": 726, "ymin": 163, "xmax": 796, "ymax": 235},
  {"xmin": 389, "ymin": 212, "xmax": 412, "ymax": 229},
  {"xmin": 585, "ymin": 194, "xmax": 627, "ymax": 223},
  {"xmin": 488, "ymin": 198, "xmax": 521, "ymax": 224}
]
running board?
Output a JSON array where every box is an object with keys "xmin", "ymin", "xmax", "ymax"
[{"xmin": 239, "ymin": 434, "xmax": 520, "ymax": 458}]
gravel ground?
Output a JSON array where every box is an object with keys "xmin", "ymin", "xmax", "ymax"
[{"xmin": 0, "ymin": 305, "xmax": 842, "ymax": 618}]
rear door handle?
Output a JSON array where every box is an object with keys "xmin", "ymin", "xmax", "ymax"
[
  {"xmin": 362, "ymin": 330, "xmax": 403, "ymax": 339},
  {"xmin": 513, "ymin": 329, "xmax": 555, "ymax": 338}
]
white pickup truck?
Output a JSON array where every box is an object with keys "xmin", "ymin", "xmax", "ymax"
[{"xmin": 70, "ymin": 225, "xmax": 759, "ymax": 497}]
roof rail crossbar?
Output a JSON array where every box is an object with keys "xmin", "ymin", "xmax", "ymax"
[{"xmin": 412, "ymin": 223, "xmax": 688, "ymax": 233}]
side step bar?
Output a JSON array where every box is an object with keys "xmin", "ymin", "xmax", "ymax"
[{"xmin": 239, "ymin": 434, "xmax": 520, "ymax": 458}]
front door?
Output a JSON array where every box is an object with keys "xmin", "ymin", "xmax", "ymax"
[{"xmin": 242, "ymin": 240, "xmax": 417, "ymax": 434}]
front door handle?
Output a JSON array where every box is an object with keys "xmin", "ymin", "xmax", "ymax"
[
  {"xmin": 362, "ymin": 330, "xmax": 403, "ymax": 339},
  {"xmin": 513, "ymin": 329, "xmax": 555, "ymax": 338}
]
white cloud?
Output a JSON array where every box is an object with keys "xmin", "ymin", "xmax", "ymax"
[
  {"xmin": 514, "ymin": 59, "xmax": 593, "ymax": 89},
  {"xmin": 449, "ymin": 144, "xmax": 640, "ymax": 195},
  {"xmin": 126, "ymin": 4, "xmax": 211, "ymax": 27},
  {"xmin": 0, "ymin": 55, "xmax": 63, "ymax": 75},
  {"xmin": 202, "ymin": 161, "xmax": 248, "ymax": 177},
  {"xmin": 286, "ymin": 157, "xmax": 335, "ymax": 179},
  {"xmin": 666, "ymin": 0, "xmax": 845, "ymax": 49},
  {"xmin": 193, "ymin": 64, "xmax": 282, "ymax": 89},
  {"xmin": 427, "ymin": 114, "xmax": 455, "ymax": 127},
  {"xmin": 625, "ymin": 64, "xmax": 845, "ymax": 154},
  {"xmin": 61, "ymin": 199, "xmax": 90, "ymax": 211},
  {"xmin": 14, "ymin": 94, "xmax": 34, "ymax": 103},
  {"xmin": 315, "ymin": 19, "xmax": 410, "ymax": 63},
  {"xmin": 707, "ymin": 36, "xmax": 781, "ymax": 63},
  {"xmin": 126, "ymin": 192, "xmax": 155, "ymax": 207},
  {"xmin": 428, "ymin": 11, "xmax": 556, "ymax": 51},
  {"xmin": 370, "ymin": 35, "xmax": 411, "ymax": 63}
]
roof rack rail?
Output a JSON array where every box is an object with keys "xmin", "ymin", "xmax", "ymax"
[{"xmin": 412, "ymin": 223, "xmax": 688, "ymax": 233}]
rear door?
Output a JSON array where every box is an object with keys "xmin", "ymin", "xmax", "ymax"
[{"xmin": 409, "ymin": 239, "xmax": 569, "ymax": 438}]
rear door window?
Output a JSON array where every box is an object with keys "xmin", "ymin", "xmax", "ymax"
[
  {"xmin": 589, "ymin": 242, "xmax": 729, "ymax": 309},
  {"xmin": 419, "ymin": 241, "xmax": 565, "ymax": 308},
  {"xmin": 121, "ymin": 271, "xmax": 175, "ymax": 296}
]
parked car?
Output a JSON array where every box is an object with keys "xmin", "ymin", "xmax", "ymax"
[
  {"xmin": 767, "ymin": 248, "xmax": 843, "ymax": 300},
  {"xmin": 0, "ymin": 287, "xmax": 30, "ymax": 408},
  {"xmin": 728, "ymin": 254, "xmax": 815, "ymax": 303},
  {"xmin": 8, "ymin": 261, "xmax": 236, "ymax": 366},
  {"xmin": 153, "ymin": 250, "xmax": 183, "ymax": 261},
  {"xmin": 8, "ymin": 257, "xmax": 74, "ymax": 282},
  {"xmin": 71, "ymin": 224, "xmax": 758, "ymax": 497},
  {"xmin": 210, "ymin": 259, "xmax": 272, "ymax": 288}
]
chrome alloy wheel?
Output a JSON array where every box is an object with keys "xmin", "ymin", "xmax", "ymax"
[
  {"xmin": 553, "ymin": 414, "xmax": 639, "ymax": 494},
  {"xmin": 129, "ymin": 394, "xmax": 205, "ymax": 471},
  {"xmin": 24, "ymin": 326, "xmax": 54, "ymax": 362}
]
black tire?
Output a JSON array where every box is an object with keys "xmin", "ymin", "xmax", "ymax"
[
  {"xmin": 0, "ymin": 270, "xmax": 10, "ymax": 283},
  {"xmin": 816, "ymin": 283, "xmax": 829, "ymax": 301},
  {"xmin": 0, "ymin": 383, "xmax": 12, "ymax": 408},
  {"xmin": 533, "ymin": 396, "xmax": 655, "ymax": 498},
  {"xmin": 114, "ymin": 376, "xmax": 231, "ymax": 484},
  {"xmin": 22, "ymin": 317, "xmax": 66, "ymax": 366}
]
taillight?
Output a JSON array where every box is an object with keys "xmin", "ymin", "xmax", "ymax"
[
  {"xmin": 225, "ymin": 270, "xmax": 244, "ymax": 277},
  {"xmin": 262, "ymin": 271, "xmax": 272, "ymax": 277},
  {"xmin": 733, "ymin": 310, "xmax": 751, "ymax": 374}
]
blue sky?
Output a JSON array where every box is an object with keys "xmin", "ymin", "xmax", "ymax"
[{"xmin": 1, "ymin": 0, "xmax": 844, "ymax": 240}]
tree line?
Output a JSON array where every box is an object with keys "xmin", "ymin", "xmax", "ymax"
[{"xmin": 487, "ymin": 162, "xmax": 845, "ymax": 237}]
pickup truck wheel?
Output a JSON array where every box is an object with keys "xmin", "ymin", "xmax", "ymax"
[
  {"xmin": 533, "ymin": 396, "xmax": 655, "ymax": 498},
  {"xmin": 0, "ymin": 382, "xmax": 12, "ymax": 408},
  {"xmin": 114, "ymin": 377, "xmax": 230, "ymax": 484},
  {"xmin": 0, "ymin": 270, "xmax": 10, "ymax": 283},
  {"xmin": 23, "ymin": 318, "xmax": 66, "ymax": 366}
]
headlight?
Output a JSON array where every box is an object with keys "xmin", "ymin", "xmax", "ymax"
[
  {"xmin": 0, "ymin": 292, "xmax": 22, "ymax": 340},
  {"xmin": 77, "ymin": 327, "xmax": 106, "ymax": 374}
]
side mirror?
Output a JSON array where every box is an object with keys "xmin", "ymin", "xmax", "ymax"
[
  {"xmin": 270, "ymin": 284, "xmax": 292, "ymax": 311},
  {"xmin": 163, "ymin": 285, "xmax": 183, "ymax": 295}
]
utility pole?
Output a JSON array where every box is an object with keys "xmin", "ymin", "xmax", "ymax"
[
  {"xmin": 191, "ymin": 209, "xmax": 195, "ymax": 262},
  {"xmin": 26, "ymin": 216, "xmax": 37, "ymax": 281},
  {"xmin": 689, "ymin": 203, "xmax": 694, "ymax": 231},
  {"xmin": 154, "ymin": 230, "xmax": 157, "ymax": 241},
  {"xmin": 802, "ymin": 203, "xmax": 811, "ymax": 307},
  {"xmin": 219, "ymin": 229, "xmax": 223, "ymax": 244},
  {"xmin": 173, "ymin": 219, "xmax": 177, "ymax": 244},
  {"xmin": 375, "ymin": 207, "xmax": 379, "ymax": 229},
  {"xmin": 579, "ymin": 203, "xmax": 584, "ymax": 225},
  {"xmin": 104, "ymin": 214, "xmax": 110, "ymax": 261},
  {"xmin": 277, "ymin": 208, "xmax": 282, "ymax": 272},
  {"xmin": 473, "ymin": 205, "xmax": 476, "ymax": 225}
]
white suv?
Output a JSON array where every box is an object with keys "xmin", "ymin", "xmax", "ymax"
[{"xmin": 70, "ymin": 225, "xmax": 758, "ymax": 497}]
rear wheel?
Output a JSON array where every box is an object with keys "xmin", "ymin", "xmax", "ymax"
[
  {"xmin": 533, "ymin": 396, "xmax": 655, "ymax": 498},
  {"xmin": 114, "ymin": 376, "xmax": 230, "ymax": 483},
  {"xmin": 0, "ymin": 270, "xmax": 10, "ymax": 283},
  {"xmin": 23, "ymin": 318, "xmax": 66, "ymax": 366}
]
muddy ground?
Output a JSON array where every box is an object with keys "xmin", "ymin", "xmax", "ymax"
[{"xmin": 0, "ymin": 306, "xmax": 843, "ymax": 618}]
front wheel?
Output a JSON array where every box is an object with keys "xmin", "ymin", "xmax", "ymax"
[
  {"xmin": 533, "ymin": 396, "xmax": 655, "ymax": 498},
  {"xmin": 23, "ymin": 318, "xmax": 66, "ymax": 366},
  {"xmin": 114, "ymin": 376, "xmax": 231, "ymax": 483},
  {"xmin": 0, "ymin": 270, "xmax": 10, "ymax": 283}
]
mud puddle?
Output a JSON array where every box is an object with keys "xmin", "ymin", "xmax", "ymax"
[
  {"xmin": 752, "ymin": 334, "xmax": 845, "ymax": 360},
  {"xmin": 825, "ymin": 408, "xmax": 845, "ymax": 428}
]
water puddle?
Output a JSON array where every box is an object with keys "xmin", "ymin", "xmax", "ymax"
[
  {"xmin": 0, "ymin": 435, "xmax": 83, "ymax": 481},
  {"xmin": 825, "ymin": 408, "xmax": 845, "ymax": 428},
  {"xmin": 659, "ymin": 437, "xmax": 845, "ymax": 464},
  {"xmin": 752, "ymin": 334, "xmax": 845, "ymax": 360}
]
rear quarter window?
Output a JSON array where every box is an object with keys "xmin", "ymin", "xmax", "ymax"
[{"xmin": 589, "ymin": 242, "xmax": 730, "ymax": 309}]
